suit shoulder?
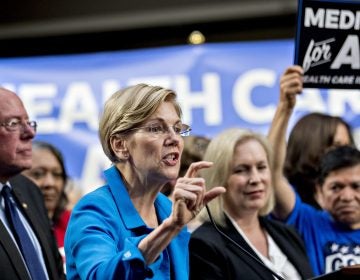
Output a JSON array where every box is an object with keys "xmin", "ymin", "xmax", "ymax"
[
  {"xmin": 263, "ymin": 217, "xmax": 299, "ymax": 234},
  {"xmin": 10, "ymin": 174, "xmax": 43, "ymax": 196},
  {"xmin": 262, "ymin": 217, "xmax": 305, "ymax": 246}
]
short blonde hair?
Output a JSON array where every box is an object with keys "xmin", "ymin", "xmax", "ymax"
[
  {"xmin": 99, "ymin": 84, "xmax": 182, "ymax": 163},
  {"xmin": 197, "ymin": 128, "xmax": 275, "ymax": 227}
]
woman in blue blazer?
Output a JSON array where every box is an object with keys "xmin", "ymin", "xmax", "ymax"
[{"xmin": 65, "ymin": 84, "xmax": 225, "ymax": 279}]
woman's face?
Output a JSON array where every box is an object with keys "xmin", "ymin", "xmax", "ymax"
[
  {"xmin": 23, "ymin": 148, "xmax": 65, "ymax": 216},
  {"xmin": 125, "ymin": 101, "xmax": 184, "ymax": 185},
  {"xmin": 333, "ymin": 123, "xmax": 351, "ymax": 147},
  {"xmin": 224, "ymin": 139, "xmax": 271, "ymax": 217}
]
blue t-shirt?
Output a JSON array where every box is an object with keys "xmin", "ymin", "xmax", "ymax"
[{"xmin": 286, "ymin": 194, "xmax": 360, "ymax": 276}]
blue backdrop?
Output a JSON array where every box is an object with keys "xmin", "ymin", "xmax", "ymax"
[{"xmin": 1, "ymin": 39, "xmax": 359, "ymax": 193}]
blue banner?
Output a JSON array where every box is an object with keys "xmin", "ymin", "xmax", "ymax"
[{"xmin": 1, "ymin": 39, "xmax": 359, "ymax": 193}]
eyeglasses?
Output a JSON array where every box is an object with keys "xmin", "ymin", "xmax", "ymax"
[
  {"xmin": 0, "ymin": 118, "xmax": 37, "ymax": 133},
  {"xmin": 128, "ymin": 122, "xmax": 191, "ymax": 137}
]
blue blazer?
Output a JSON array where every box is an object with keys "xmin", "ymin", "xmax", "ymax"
[{"xmin": 65, "ymin": 165, "xmax": 190, "ymax": 279}]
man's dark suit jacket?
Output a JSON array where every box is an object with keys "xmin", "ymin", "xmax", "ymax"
[
  {"xmin": 190, "ymin": 216, "xmax": 314, "ymax": 280},
  {"xmin": 0, "ymin": 174, "xmax": 65, "ymax": 280}
]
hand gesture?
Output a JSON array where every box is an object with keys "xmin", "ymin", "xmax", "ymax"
[{"xmin": 171, "ymin": 161, "xmax": 225, "ymax": 228}]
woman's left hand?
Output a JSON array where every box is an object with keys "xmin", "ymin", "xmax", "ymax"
[{"xmin": 170, "ymin": 161, "xmax": 225, "ymax": 228}]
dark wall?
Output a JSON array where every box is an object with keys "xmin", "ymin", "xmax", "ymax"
[{"xmin": 0, "ymin": 0, "xmax": 298, "ymax": 57}]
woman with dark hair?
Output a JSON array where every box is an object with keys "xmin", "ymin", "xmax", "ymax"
[
  {"xmin": 284, "ymin": 112, "xmax": 354, "ymax": 208},
  {"xmin": 22, "ymin": 141, "xmax": 71, "ymax": 257}
]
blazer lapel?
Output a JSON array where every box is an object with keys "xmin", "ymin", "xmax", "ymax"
[
  {"xmin": 221, "ymin": 218, "xmax": 272, "ymax": 280},
  {"xmin": 0, "ymin": 221, "xmax": 31, "ymax": 280},
  {"xmin": 261, "ymin": 218, "xmax": 310, "ymax": 279}
]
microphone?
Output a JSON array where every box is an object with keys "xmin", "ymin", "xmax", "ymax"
[{"xmin": 205, "ymin": 205, "xmax": 286, "ymax": 280}]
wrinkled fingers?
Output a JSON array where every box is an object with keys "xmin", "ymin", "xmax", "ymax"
[{"xmin": 173, "ymin": 177, "xmax": 206, "ymax": 210}]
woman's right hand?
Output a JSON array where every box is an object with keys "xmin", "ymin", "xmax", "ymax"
[{"xmin": 170, "ymin": 161, "xmax": 225, "ymax": 228}]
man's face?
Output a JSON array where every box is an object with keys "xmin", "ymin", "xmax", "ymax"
[
  {"xmin": 318, "ymin": 164, "xmax": 360, "ymax": 229},
  {"xmin": 0, "ymin": 89, "xmax": 35, "ymax": 182}
]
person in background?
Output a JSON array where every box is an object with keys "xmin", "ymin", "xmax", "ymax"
[
  {"xmin": 65, "ymin": 84, "xmax": 225, "ymax": 279},
  {"xmin": 268, "ymin": 65, "xmax": 360, "ymax": 276},
  {"xmin": 0, "ymin": 88, "xmax": 65, "ymax": 280},
  {"xmin": 189, "ymin": 128, "xmax": 313, "ymax": 280},
  {"xmin": 179, "ymin": 135, "xmax": 210, "ymax": 177},
  {"xmin": 22, "ymin": 141, "xmax": 71, "ymax": 262},
  {"xmin": 285, "ymin": 112, "xmax": 354, "ymax": 209}
]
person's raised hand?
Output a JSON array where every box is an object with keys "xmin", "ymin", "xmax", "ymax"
[
  {"xmin": 280, "ymin": 65, "xmax": 303, "ymax": 110},
  {"xmin": 171, "ymin": 161, "xmax": 225, "ymax": 228}
]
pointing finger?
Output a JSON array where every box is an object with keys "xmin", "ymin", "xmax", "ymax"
[{"xmin": 184, "ymin": 161, "xmax": 213, "ymax": 178}]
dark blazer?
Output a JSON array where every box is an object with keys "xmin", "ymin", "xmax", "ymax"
[
  {"xmin": 0, "ymin": 174, "xmax": 65, "ymax": 280},
  {"xmin": 190, "ymin": 216, "xmax": 313, "ymax": 280}
]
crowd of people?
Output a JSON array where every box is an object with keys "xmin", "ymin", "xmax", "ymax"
[
  {"xmin": 0, "ymin": 64, "xmax": 359, "ymax": 280},
  {"xmin": 268, "ymin": 65, "xmax": 360, "ymax": 276}
]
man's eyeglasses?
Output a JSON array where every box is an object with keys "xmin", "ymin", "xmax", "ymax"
[
  {"xmin": 0, "ymin": 118, "xmax": 37, "ymax": 133},
  {"xmin": 127, "ymin": 122, "xmax": 191, "ymax": 137}
]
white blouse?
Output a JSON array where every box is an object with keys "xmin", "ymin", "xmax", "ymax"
[{"xmin": 226, "ymin": 213, "xmax": 302, "ymax": 280}]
